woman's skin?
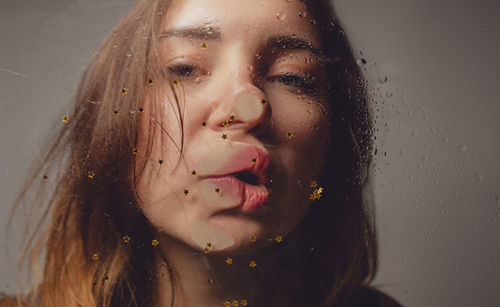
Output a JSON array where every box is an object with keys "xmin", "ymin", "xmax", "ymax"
[{"xmin": 136, "ymin": 0, "xmax": 332, "ymax": 305}]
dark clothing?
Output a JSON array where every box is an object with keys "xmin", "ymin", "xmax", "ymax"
[{"xmin": 342, "ymin": 287, "xmax": 403, "ymax": 307}]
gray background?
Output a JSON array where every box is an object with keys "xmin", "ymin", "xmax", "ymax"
[{"xmin": 1, "ymin": 0, "xmax": 499, "ymax": 306}]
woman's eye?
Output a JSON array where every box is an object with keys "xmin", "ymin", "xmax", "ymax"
[
  {"xmin": 167, "ymin": 63, "xmax": 199, "ymax": 79},
  {"xmin": 268, "ymin": 74, "xmax": 317, "ymax": 91}
]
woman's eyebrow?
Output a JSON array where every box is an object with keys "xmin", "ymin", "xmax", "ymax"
[
  {"xmin": 267, "ymin": 35, "xmax": 321, "ymax": 54},
  {"xmin": 159, "ymin": 26, "xmax": 222, "ymax": 40}
]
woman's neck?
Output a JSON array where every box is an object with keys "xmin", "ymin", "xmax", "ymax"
[{"xmin": 154, "ymin": 232, "xmax": 311, "ymax": 307}]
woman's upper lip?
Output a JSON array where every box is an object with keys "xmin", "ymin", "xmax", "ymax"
[{"xmin": 199, "ymin": 145, "xmax": 271, "ymax": 186}]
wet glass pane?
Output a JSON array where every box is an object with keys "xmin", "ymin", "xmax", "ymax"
[{"xmin": 1, "ymin": 0, "xmax": 499, "ymax": 306}]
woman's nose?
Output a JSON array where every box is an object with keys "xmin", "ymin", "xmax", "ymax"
[{"xmin": 208, "ymin": 68, "xmax": 268, "ymax": 133}]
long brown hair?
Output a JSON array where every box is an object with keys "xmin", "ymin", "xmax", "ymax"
[{"xmin": 5, "ymin": 0, "xmax": 376, "ymax": 306}]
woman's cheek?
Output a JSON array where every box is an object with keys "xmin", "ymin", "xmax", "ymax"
[{"xmin": 267, "ymin": 91, "xmax": 329, "ymax": 143}]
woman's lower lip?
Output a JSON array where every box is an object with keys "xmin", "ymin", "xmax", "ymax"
[{"xmin": 204, "ymin": 176, "xmax": 269, "ymax": 212}]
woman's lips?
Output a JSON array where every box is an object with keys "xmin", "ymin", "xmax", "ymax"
[
  {"xmin": 199, "ymin": 144, "xmax": 271, "ymax": 212},
  {"xmin": 204, "ymin": 176, "xmax": 269, "ymax": 213}
]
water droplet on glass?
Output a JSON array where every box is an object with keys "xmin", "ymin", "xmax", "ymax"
[
  {"xmin": 378, "ymin": 76, "xmax": 388, "ymax": 84},
  {"xmin": 276, "ymin": 12, "xmax": 286, "ymax": 20},
  {"xmin": 356, "ymin": 58, "xmax": 367, "ymax": 65},
  {"xmin": 456, "ymin": 144, "xmax": 467, "ymax": 153}
]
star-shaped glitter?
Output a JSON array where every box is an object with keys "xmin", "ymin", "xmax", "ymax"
[
  {"xmin": 203, "ymin": 247, "xmax": 210, "ymax": 254},
  {"xmin": 62, "ymin": 116, "xmax": 68, "ymax": 123},
  {"xmin": 221, "ymin": 134, "xmax": 228, "ymax": 140},
  {"xmin": 274, "ymin": 235, "xmax": 283, "ymax": 243},
  {"xmin": 215, "ymin": 187, "xmax": 221, "ymax": 194},
  {"xmin": 147, "ymin": 79, "xmax": 154, "ymax": 85},
  {"xmin": 286, "ymin": 131, "xmax": 294, "ymax": 139},
  {"xmin": 121, "ymin": 88, "xmax": 127, "ymax": 95},
  {"xmin": 249, "ymin": 260, "xmax": 257, "ymax": 268},
  {"xmin": 183, "ymin": 189, "xmax": 189, "ymax": 196},
  {"xmin": 206, "ymin": 242, "xmax": 213, "ymax": 248},
  {"xmin": 241, "ymin": 299, "xmax": 248, "ymax": 306},
  {"xmin": 104, "ymin": 276, "xmax": 109, "ymax": 282},
  {"xmin": 250, "ymin": 235, "xmax": 257, "ymax": 242},
  {"xmin": 261, "ymin": 98, "xmax": 268, "ymax": 104},
  {"xmin": 132, "ymin": 148, "xmax": 138, "ymax": 155},
  {"xmin": 88, "ymin": 171, "xmax": 95, "ymax": 179},
  {"xmin": 251, "ymin": 157, "xmax": 257, "ymax": 164},
  {"xmin": 113, "ymin": 110, "xmax": 119, "ymax": 116},
  {"xmin": 137, "ymin": 107, "xmax": 144, "ymax": 113},
  {"xmin": 158, "ymin": 159, "xmax": 164, "ymax": 165},
  {"xmin": 172, "ymin": 80, "xmax": 178, "ymax": 85},
  {"xmin": 91, "ymin": 253, "xmax": 99, "ymax": 261},
  {"xmin": 232, "ymin": 300, "xmax": 239, "ymax": 306},
  {"xmin": 222, "ymin": 121, "xmax": 229, "ymax": 127},
  {"xmin": 223, "ymin": 301, "xmax": 230, "ymax": 307},
  {"xmin": 122, "ymin": 235, "xmax": 131, "ymax": 243},
  {"xmin": 42, "ymin": 175, "xmax": 48, "ymax": 181},
  {"xmin": 201, "ymin": 121, "xmax": 207, "ymax": 127},
  {"xmin": 309, "ymin": 187, "xmax": 323, "ymax": 200},
  {"xmin": 192, "ymin": 170, "xmax": 197, "ymax": 176},
  {"xmin": 310, "ymin": 180, "xmax": 318, "ymax": 188},
  {"xmin": 201, "ymin": 42, "xmax": 208, "ymax": 49},
  {"xmin": 151, "ymin": 239, "xmax": 159, "ymax": 247},
  {"xmin": 225, "ymin": 257, "xmax": 233, "ymax": 265},
  {"xmin": 229, "ymin": 114, "xmax": 236, "ymax": 121}
]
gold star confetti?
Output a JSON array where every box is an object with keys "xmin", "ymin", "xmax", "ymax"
[
  {"xmin": 91, "ymin": 253, "xmax": 99, "ymax": 261},
  {"xmin": 192, "ymin": 170, "xmax": 197, "ymax": 176},
  {"xmin": 309, "ymin": 187, "xmax": 323, "ymax": 201},
  {"xmin": 113, "ymin": 110, "xmax": 119, "ymax": 116},
  {"xmin": 88, "ymin": 171, "xmax": 95, "ymax": 179},
  {"xmin": 251, "ymin": 157, "xmax": 257, "ymax": 164},
  {"xmin": 158, "ymin": 159, "xmax": 164, "ymax": 165},
  {"xmin": 132, "ymin": 148, "xmax": 138, "ymax": 155},
  {"xmin": 201, "ymin": 42, "xmax": 208, "ymax": 49},
  {"xmin": 274, "ymin": 235, "xmax": 283, "ymax": 243},
  {"xmin": 151, "ymin": 239, "xmax": 159, "ymax": 247},
  {"xmin": 203, "ymin": 247, "xmax": 210, "ymax": 254},
  {"xmin": 122, "ymin": 235, "xmax": 131, "ymax": 243},
  {"xmin": 310, "ymin": 180, "xmax": 318, "ymax": 188},
  {"xmin": 221, "ymin": 134, "xmax": 228, "ymax": 140},
  {"xmin": 137, "ymin": 106, "xmax": 144, "ymax": 113},
  {"xmin": 286, "ymin": 131, "xmax": 294, "ymax": 139},
  {"xmin": 232, "ymin": 300, "xmax": 239, "ymax": 306},
  {"xmin": 183, "ymin": 189, "xmax": 189, "ymax": 196},
  {"xmin": 62, "ymin": 116, "xmax": 68, "ymax": 123},
  {"xmin": 225, "ymin": 257, "xmax": 233, "ymax": 265},
  {"xmin": 172, "ymin": 80, "xmax": 178, "ymax": 85},
  {"xmin": 42, "ymin": 175, "xmax": 48, "ymax": 181},
  {"xmin": 241, "ymin": 299, "xmax": 248, "ymax": 306},
  {"xmin": 222, "ymin": 121, "xmax": 229, "ymax": 127},
  {"xmin": 147, "ymin": 79, "xmax": 154, "ymax": 85},
  {"xmin": 249, "ymin": 260, "xmax": 257, "ymax": 268},
  {"xmin": 261, "ymin": 98, "xmax": 268, "ymax": 104},
  {"xmin": 201, "ymin": 121, "xmax": 207, "ymax": 127},
  {"xmin": 215, "ymin": 187, "xmax": 221, "ymax": 194},
  {"xmin": 250, "ymin": 235, "xmax": 257, "ymax": 242},
  {"xmin": 229, "ymin": 114, "xmax": 236, "ymax": 121},
  {"xmin": 121, "ymin": 88, "xmax": 127, "ymax": 95},
  {"xmin": 223, "ymin": 301, "xmax": 230, "ymax": 307},
  {"xmin": 206, "ymin": 242, "xmax": 213, "ymax": 248}
]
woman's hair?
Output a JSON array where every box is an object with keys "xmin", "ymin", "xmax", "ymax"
[{"xmin": 4, "ymin": 0, "xmax": 376, "ymax": 306}]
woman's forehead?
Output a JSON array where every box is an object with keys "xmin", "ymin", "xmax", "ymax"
[{"xmin": 162, "ymin": 0, "xmax": 319, "ymax": 42}]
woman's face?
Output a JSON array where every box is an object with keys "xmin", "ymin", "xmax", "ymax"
[{"xmin": 136, "ymin": 0, "xmax": 331, "ymax": 254}]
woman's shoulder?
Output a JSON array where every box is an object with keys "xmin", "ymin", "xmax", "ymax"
[{"xmin": 342, "ymin": 286, "xmax": 404, "ymax": 307}]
